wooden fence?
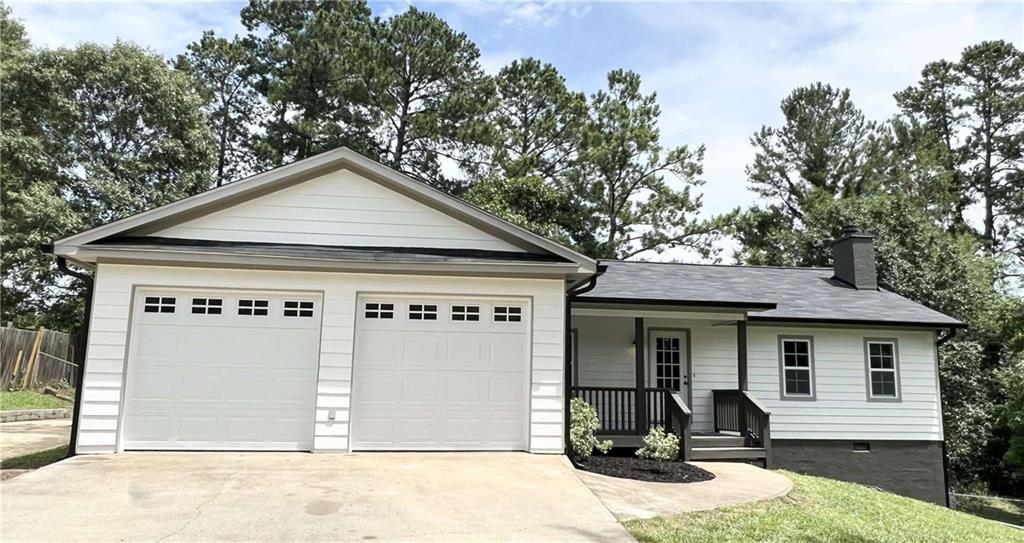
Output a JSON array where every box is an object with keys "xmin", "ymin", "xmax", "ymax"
[{"xmin": 0, "ymin": 325, "xmax": 78, "ymax": 391}]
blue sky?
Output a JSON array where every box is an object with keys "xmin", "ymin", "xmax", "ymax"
[{"xmin": 9, "ymin": 1, "xmax": 1023, "ymax": 257}]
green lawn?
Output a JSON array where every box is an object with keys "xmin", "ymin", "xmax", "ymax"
[
  {"xmin": 955, "ymin": 494, "xmax": 1024, "ymax": 527},
  {"xmin": 0, "ymin": 390, "xmax": 71, "ymax": 411},
  {"xmin": 624, "ymin": 472, "xmax": 1024, "ymax": 543},
  {"xmin": 0, "ymin": 446, "xmax": 68, "ymax": 470}
]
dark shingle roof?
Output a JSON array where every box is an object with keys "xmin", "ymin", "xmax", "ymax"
[
  {"xmin": 93, "ymin": 237, "xmax": 568, "ymax": 265},
  {"xmin": 578, "ymin": 260, "xmax": 963, "ymax": 328}
]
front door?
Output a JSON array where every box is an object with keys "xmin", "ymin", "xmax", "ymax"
[{"xmin": 648, "ymin": 330, "xmax": 689, "ymax": 401}]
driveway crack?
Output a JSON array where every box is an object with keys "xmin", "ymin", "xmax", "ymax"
[{"xmin": 156, "ymin": 466, "xmax": 239, "ymax": 542}]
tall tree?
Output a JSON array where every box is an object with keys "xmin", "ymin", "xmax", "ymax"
[
  {"xmin": 482, "ymin": 58, "xmax": 587, "ymax": 181},
  {"xmin": 241, "ymin": 0, "xmax": 375, "ymax": 165},
  {"xmin": 0, "ymin": 25, "xmax": 215, "ymax": 331},
  {"xmin": 736, "ymin": 83, "xmax": 889, "ymax": 264},
  {"xmin": 176, "ymin": 31, "xmax": 265, "ymax": 186},
  {"xmin": 897, "ymin": 40, "xmax": 1024, "ymax": 277},
  {"xmin": 567, "ymin": 69, "xmax": 726, "ymax": 259},
  {"xmin": 356, "ymin": 6, "xmax": 493, "ymax": 193}
]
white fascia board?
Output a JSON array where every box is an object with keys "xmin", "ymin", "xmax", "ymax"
[{"xmin": 571, "ymin": 307, "xmax": 747, "ymax": 321}]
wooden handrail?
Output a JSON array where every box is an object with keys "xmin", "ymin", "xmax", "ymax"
[
  {"xmin": 741, "ymin": 390, "xmax": 771, "ymax": 415},
  {"xmin": 667, "ymin": 391, "xmax": 692, "ymax": 462},
  {"xmin": 712, "ymin": 389, "xmax": 772, "ymax": 467}
]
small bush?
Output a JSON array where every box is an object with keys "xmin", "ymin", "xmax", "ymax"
[
  {"xmin": 636, "ymin": 426, "xmax": 680, "ymax": 462},
  {"xmin": 570, "ymin": 397, "xmax": 613, "ymax": 461}
]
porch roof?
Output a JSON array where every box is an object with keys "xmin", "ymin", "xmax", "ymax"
[{"xmin": 577, "ymin": 260, "xmax": 964, "ymax": 328}]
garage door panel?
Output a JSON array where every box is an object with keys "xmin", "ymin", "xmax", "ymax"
[
  {"xmin": 123, "ymin": 289, "xmax": 320, "ymax": 451},
  {"xmin": 351, "ymin": 296, "xmax": 529, "ymax": 451}
]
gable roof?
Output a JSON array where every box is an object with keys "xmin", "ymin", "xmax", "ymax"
[
  {"xmin": 578, "ymin": 260, "xmax": 964, "ymax": 328},
  {"xmin": 52, "ymin": 147, "xmax": 596, "ymax": 274}
]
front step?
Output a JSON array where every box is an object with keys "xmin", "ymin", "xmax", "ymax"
[
  {"xmin": 691, "ymin": 434, "xmax": 746, "ymax": 448},
  {"xmin": 689, "ymin": 446, "xmax": 767, "ymax": 461}
]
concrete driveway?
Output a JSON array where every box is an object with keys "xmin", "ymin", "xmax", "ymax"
[
  {"xmin": 0, "ymin": 419, "xmax": 71, "ymax": 461},
  {"xmin": 1, "ymin": 452, "xmax": 632, "ymax": 542}
]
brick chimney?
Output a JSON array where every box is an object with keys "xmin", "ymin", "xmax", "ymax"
[{"xmin": 832, "ymin": 225, "xmax": 877, "ymax": 290}]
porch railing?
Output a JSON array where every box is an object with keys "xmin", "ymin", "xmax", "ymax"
[
  {"xmin": 712, "ymin": 389, "xmax": 772, "ymax": 462},
  {"xmin": 571, "ymin": 386, "xmax": 692, "ymax": 460}
]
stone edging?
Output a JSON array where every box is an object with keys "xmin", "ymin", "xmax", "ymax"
[{"xmin": 0, "ymin": 408, "xmax": 71, "ymax": 423}]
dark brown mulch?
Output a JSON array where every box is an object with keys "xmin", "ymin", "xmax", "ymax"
[{"xmin": 574, "ymin": 454, "xmax": 716, "ymax": 483}]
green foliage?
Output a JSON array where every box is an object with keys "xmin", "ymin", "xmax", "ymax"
[
  {"xmin": 463, "ymin": 175, "xmax": 573, "ymax": 239},
  {"xmin": 625, "ymin": 472, "xmax": 1023, "ymax": 543},
  {"xmin": 635, "ymin": 426, "xmax": 680, "ymax": 463},
  {"xmin": 569, "ymin": 397, "xmax": 612, "ymax": 461},
  {"xmin": 241, "ymin": 0, "xmax": 375, "ymax": 165},
  {"xmin": 0, "ymin": 446, "xmax": 68, "ymax": 470},
  {"xmin": 994, "ymin": 359, "xmax": 1024, "ymax": 495},
  {"xmin": 0, "ymin": 390, "xmax": 71, "ymax": 411},
  {"xmin": 357, "ymin": 6, "xmax": 493, "ymax": 193},
  {"xmin": 176, "ymin": 31, "xmax": 265, "ymax": 185},
  {"xmin": 481, "ymin": 57, "xmax": 587, "ymax": 181},
  {"xmin": 567, "ymin": 69, "xmax": 732, "ymax": 259},
  {"xmin": 1, "ymin": 9, "xmax": 215, "ymax": 332},
  {"xmin": 897, "ymin": 40, "xmax": 1024, "ymax": 276}
]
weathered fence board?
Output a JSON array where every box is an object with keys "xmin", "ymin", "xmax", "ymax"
[{"xmin": 0, "ymin": 325, "xmax": 77, "ymax": 390}]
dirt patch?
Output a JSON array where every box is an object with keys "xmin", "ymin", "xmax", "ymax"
[{"xmin": 574, "ymin": 456, "xmax": 715, "ymax": 484}]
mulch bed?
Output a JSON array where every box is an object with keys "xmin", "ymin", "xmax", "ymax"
[{"xmin": 574, "ymin": 454, "xmax": 716, "ymax": 483}]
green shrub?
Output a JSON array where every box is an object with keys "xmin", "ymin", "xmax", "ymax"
[
  {"xmin": 636, "ymin": 426, "xmax": 680, "ymax": 462},
  {"xmin": 569, "ymin": 397, "xmax": 613, "ymax": 461}
]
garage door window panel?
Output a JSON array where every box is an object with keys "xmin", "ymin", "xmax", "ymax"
[
  {"xmin": 451, "ymin": 305, "xmax": 480, "ymax": 322},
  {"xmin": 144, "ymin": 297, "xmax": 176, "ymax": 313},
  {"xmin": 191, "ymin": 298, "xmax": 223, "ymax": 315},
  {"xmin": 493, "ymin": 306, "xmax": 522, "ymax": 323},
  {"xmin": 409, "ymin": 304, "xmax": 438, "ymax": 321},
  {"xmin": 284, "ymin": 300, "xmax": 315, "ymax": 318},
  {"xmin": 238, "ymin": 299, "xmax": 269, "ymax": 316},
  {"xmin": 365, "ymin": 302, "xmax": 394, "ymax": 319}
]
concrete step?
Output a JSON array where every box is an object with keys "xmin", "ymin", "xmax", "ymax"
[
  {"xmin": 689, "ymin": 447, "xmax": 767, "ymax": 461},
  {"xmin": 691, "ymin": 435, "xmax": 746, "ymax": 448}
]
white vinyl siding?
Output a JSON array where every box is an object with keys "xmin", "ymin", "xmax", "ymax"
[
  {"xmin": 571, "ymin": 315, "xmax": 942, "ymax": 440},
  {"xmin": 150, "ymin": 169, "xmax": 526, "ymax": 252},
  {"xmin": 76, "ymin": 263, "xmax": 565, "ymax": 454}
]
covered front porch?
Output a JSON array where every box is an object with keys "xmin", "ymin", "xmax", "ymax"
[{"xmin": 568, "ymin": 304, "xmax": 772, "ymax": 465}]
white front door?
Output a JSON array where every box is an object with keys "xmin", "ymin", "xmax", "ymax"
[
  {"xmin": 648, "ymin": 330, "xmax": 689, "ymax": 401},
  {"xmin": 122, "ymin": 288, "xmax": 321, "ymax": 451},
  {"xmin": 350, "ymin": 296, "xmax": 530, "ymax": 451}
]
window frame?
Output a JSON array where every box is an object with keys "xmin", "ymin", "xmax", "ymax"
[
  {"xmin": 283, "ymin": 300, "xmax": 315, "ymax": 318},
  {"xmin": 778, "ymin": 335, "xmax": 816, "ymax": 401},
  {"xmin": 143, "ymin": 296, "xmax": 176, "ymax": 314},
  {"xmin": 237, "ymin": 299, "xmax": 270, "ymax": 317},
  {"xmin": 864, "ymin": 338, "xmax": 902, "ymax": 402},
  {"xmin": 190, "ymin": 297, "xmax": 223, "ymax": 315},
  {"xmin": 408, "ymin": 303, "xmax": 439, "ymax": 321},
  {"xmin": 450, "ymin": 304, "xmax": 481, "ymax": 322}
]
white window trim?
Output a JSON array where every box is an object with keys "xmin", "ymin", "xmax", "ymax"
[
  {"xmin": 238, "ymin": 299, "xmax": 270, "ymax": 317},
  {"xmin": 408, "ymin": 303, "xmax": 439, "ymax": 321},
  {"xmin": 493, "ymin": 305, "xmax": 523, "ymax": 323},
  {"xmin": 778, "ymin": 336, "xmax": 816, "ymax": 400},
  {"xmin": 364, "ymin": 302, "xmax": 395, "ymax": 319},
  {"xmin": 450, "ymin": 304, "xmax": 481, "ymax": 323},
  {"xmin": 283, "ymin": 300, "xmax": 315, "ymax": 318},
  {"xmin": 864, "ymin": 338, "xmax": 902, "ymax": 402},
  {"xmin": 143, "ymin": 296, "xmax": 176, "ymax": 314},
  {"xmin": 190, "ymin": 297, "xmax": 223, "ymax": 315}
]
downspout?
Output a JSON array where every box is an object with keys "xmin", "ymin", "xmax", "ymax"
[
  {"xmin": 54, "ymin": 253, "xmax": 94, "ymax": 458},
  {"xmin": 935, "ymin": 327, "xmax": 958, "ymax": 507},
  {"xmin": 564, "ymin": 264, "xmax": 606, "ymax": 453}
]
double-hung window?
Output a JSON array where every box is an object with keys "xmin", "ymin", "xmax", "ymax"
[
  {"xmin": 779, "ymin": 337, "xmax": 814, "ymax": 399},
  {"xmin": 865, "ymin": 339, "xmax": 900, "ymax": 401}
]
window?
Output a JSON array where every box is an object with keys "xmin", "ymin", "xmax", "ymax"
[
  {"xmin": 653, "ymin": 334, "xmax": 683, "ymax": 391},
  {"xmin": 865, "ymin": 339, "xmax": 900, "ymax": 400},
  {"xmin": 284, "ymin": 300, "xmax": 315, "ymax": 318},
  {"xmin": 779, "ymin": 337, "xmax": 814, "ymax": 399},
  {"xmin": 238, "ymin": 299, "xmax": 269, "ymax": 316},
  {"xmin": 143, "ymin": 296, "xmax": 175, "ymax": 313},
  {"xmin": 493, "ymin": 305, "xmax": 522, "ymax": 323},
  {"xmin": 191, "ymin": 298, "xmax": 222, "ymax": 315},
  {"xmin": 409, "ymin": 304, "xmax": 438, "ymax": 320},
  {"xmin": 364, "ymin": 302, "xmax": 394, "ymax": 319},
  {"xmin": 451, "ymin": 305, "xmax": 480, "ymax": 322}
]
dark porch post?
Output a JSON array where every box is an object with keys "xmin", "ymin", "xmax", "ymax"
[
  {"xmin": 737, "ymin": 320, "xmax": 749, "ymax": 391},
  {"xmin": 635, "ymin": 317, "xmax": 647, "ymax": 433}
]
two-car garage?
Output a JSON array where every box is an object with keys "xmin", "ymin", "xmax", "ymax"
[{"xmin": 120, "ymin": 289, "xmax": 530, "ymax": 452}]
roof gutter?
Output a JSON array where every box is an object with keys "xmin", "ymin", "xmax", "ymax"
[
  {"xmin": 563, "ymin": 264, "xmax": 606, "ymax": 454},
  {"xmin": 51, "ymin": 251, "xmax": 93, "ymax": 458}
]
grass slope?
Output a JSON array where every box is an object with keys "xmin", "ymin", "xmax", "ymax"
[
  {"xmin": 625, "ymin": 472, "xmax": 1024, "ymax": 543},
  {"xmin": 0, "ymin": 390, "xmax": 70, "ymax": 411},
  {"xmin": 0, "ymin": 446, "xmax": 68, "ymax": 470}
]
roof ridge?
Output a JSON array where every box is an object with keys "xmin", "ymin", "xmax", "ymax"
[{"xmin": 600, "ymin": 259, "xmax": 833, "ymax": 272}]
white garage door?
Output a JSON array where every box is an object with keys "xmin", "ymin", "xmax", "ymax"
[
  {"xmin": 122, "ymin": 289, "xmax": 321, "ymax": 451},
  {"xmin": 351, "ymin": 296, "xmax": 530, "ymax": 451}
]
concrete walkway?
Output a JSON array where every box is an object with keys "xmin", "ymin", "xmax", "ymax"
[
  {"xmin": 2, "ymin": 452, "xmax": 634, "ymax": 542},
  {"xmin": 575, "ymin": 461, "xmax": 793, "ymax": 520},
  {"xmin": 0, "ymin": 419, "xmax": 71, "ymax": 461}
]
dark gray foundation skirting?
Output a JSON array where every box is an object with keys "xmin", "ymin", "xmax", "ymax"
[{"xmin": 771, "ymin": 439, "xmax": 946, "ymax": 505}]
